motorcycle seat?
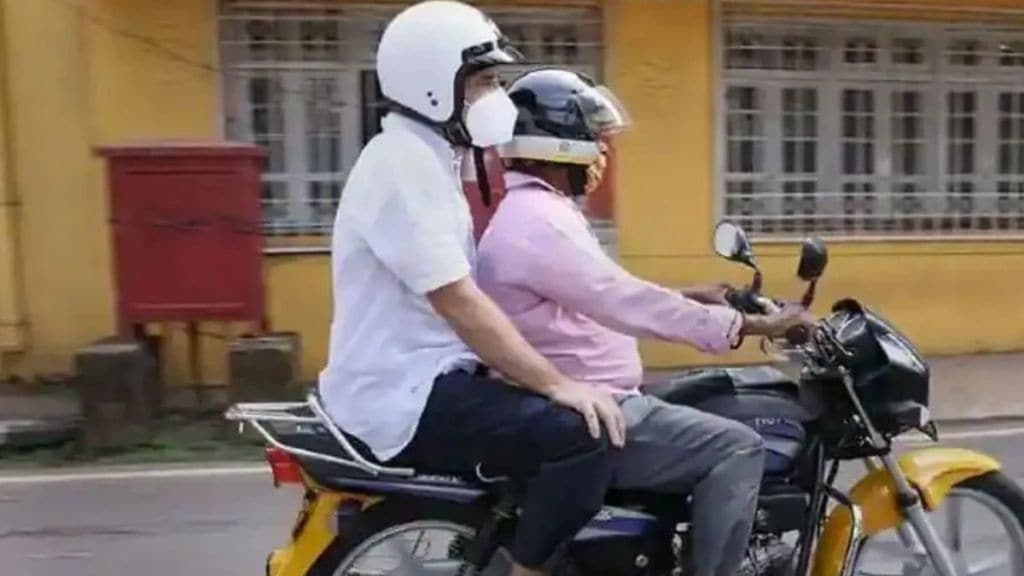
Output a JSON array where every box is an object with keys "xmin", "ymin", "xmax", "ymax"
[{"xmin": 277, "ymin": 429, "xmax": 493, "ymax": 499}]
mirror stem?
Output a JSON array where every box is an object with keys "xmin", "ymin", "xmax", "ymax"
[{"xmin": 801, "ymin": 279, "xmax": 818, "ymax": 308}]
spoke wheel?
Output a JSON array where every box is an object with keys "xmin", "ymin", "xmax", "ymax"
[{"xmin": 333, "ymin": 521, "xmax": 475, "ymax": 576}]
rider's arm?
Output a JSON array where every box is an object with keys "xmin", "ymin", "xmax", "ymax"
[
  {"xmin": 679, "ymin": 284, "xmax": 730, "ymax": 305},
  {"xmin": 503, "ymin": 198, "xmax": 742, "ymax": 354},
  {"xmin": 427, "ymin": 278, "xmax": 570, "ymax": 396}
]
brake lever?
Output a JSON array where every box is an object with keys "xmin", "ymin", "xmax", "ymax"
[{"xmin": 726, "ymin": 288, "xmax": 768, "ymax": 315}]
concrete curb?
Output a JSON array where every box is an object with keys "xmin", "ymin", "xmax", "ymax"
[
  {"xmin": 0, "ymin": 418, "xmax": 80, "ymax": 449},
  {"xmin": 0, "ymin": 462, "xmax": 268, "ymax": 484}
]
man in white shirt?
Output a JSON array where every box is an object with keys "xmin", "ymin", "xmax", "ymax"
[{"xmin": 317, "ymin": 3, "xmax": 625, "ymax": 575}]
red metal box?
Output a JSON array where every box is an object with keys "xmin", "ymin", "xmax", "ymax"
[{"xmin": 97, "ymin": 142, "xmax": 266, "ymax": 334}]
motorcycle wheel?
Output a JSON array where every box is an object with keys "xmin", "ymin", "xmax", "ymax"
[
  {"xmin": 852, "ymin": 471, "xmax": 1024, "ymax": 576},
  {"xmin": 309, "ymin": 498, "xmax": 487, "ymax": 576}
]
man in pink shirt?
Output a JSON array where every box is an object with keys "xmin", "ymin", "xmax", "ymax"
[{"xmin": 476, "ymin": 69, "xmax": 811, "ymax": 576}]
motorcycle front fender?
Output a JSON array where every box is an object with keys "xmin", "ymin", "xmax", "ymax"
[{"xmin": 811, "ymin": 447, "xmax": 1001, "ymax": 576}]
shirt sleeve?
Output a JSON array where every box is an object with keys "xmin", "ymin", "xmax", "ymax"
[
  {"xmin": 505, "ymin": 201, "xmax": 741, "ymax": 354},
  {"xmin": 349, "ymin": 146, "xmax": 471, "ymax": 295}
]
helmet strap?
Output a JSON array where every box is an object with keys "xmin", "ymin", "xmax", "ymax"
[
  {"xmin": 443, "ymin": 120, "xmax": 472, "ymax": 148},
  {"xmin": 385, "ymin": 64, "xmax": 475, "ymax": 148},
  {"xmin": 472, "ymin": 146, "xmax": 493, "ymax": 207},
  {"xmin": 567, "ymin": 165, "xmax": 588, "ymax": 198},
  {"xmin": 444, "ymin": 65, "xmax": 474, "ymax": 147}
]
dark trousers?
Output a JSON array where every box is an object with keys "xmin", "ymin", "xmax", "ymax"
[{"xmin": 389, "ymin": 370, "xmax": 618, "ymax": 569}]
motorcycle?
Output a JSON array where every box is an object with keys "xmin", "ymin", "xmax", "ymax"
[{"xmin": 226, "ymin": 221, "xmax": 1024, "ymax": 576}]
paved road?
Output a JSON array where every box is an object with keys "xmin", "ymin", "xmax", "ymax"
[
  {"xmin": 2, "ymin": 428, "xmax": 1024, "ymax": 576},
  {"xmin": 0, "ymin": 466, "xmax": 297, "ymax": 576}
]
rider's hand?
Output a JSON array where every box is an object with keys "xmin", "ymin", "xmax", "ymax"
[
  {"xmin": 767, "ymin": 304, "xmax": 816, "ymax": 339},
  {"xmin": 723, "ymin": 286, "xmax": 766, "ymax": 314},
  {"xmin": 741, "ymin": 304, "xmax": 816, "ymax": 338},
  {"xmin": 682, "ymin": 283, "xmax": 732, "ymax": 306},
  {"xmin": 550, "ymin": 380, "xmax": 626, "ymax": 448}
]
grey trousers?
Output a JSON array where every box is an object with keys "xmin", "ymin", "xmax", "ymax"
[{"xmin": 614, "ymin": 395, "xmax": 765, "ymax": 576}]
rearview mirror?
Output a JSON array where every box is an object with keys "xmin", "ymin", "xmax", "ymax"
[
  {"xmin": 713, "ymin": 221, "xmax": 755, "ymax": 268},
  {"xmin": 797, "ymin": 237, "xmax": 828, "ymax": 281}
]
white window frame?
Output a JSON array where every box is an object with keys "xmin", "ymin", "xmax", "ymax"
[
  {"xmin": 227, "ymin": 68, "xmax": 362, "ymax": 231},
  {"xmin": 218, "ymin": 2, "xmax": 603, "ymax": 251},
  {"xmin": 713, "ymin": 12, "xmax": 1024, "ymax": 241}
]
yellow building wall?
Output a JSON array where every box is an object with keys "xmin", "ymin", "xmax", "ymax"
[
  {"xmin": 85, "ymin": 0, "xmax": 227, "ymax": 386},
  {"xmin": 0, "ymin": 0, "xmax": 579, "ymax": 383},
  {"xmin": 0, "ymin": 0, "xmax": 236, "ymax": 382},
  {"xmin": 267, "ymin": 0, "xmax": 1024, "ymax": 379},
  {"xmin": 3, "ymin": 0, "xmax": 1024, "ymax": 385},
  {"xmin": 0, "ymin": 1, "xmax": 24, "ymax": 357},
  {"xmin": 608, "ymin": 0, "xmax": 1024, "ymax": 368},
  {"xmin": 724, "ymin": 0, "xmax": 1024, "ymax": 23},
  {"xmin": 1, "ymin": 0, "xmax": 110, "ymax": 377}
]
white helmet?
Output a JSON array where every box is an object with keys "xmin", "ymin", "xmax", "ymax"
[{"xmin": 376, "ymin": 1, "xmax": 520, "ymax": 145}]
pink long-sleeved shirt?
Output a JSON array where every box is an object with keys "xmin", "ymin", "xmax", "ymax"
[{"xmin": 476, "ymin": 171, "xmax": 742, "ymax": 395}]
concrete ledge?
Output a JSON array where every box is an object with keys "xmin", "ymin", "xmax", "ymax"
[
  {"xmin": 0, "ymin": 381, "xmax": 82, "ymax": 449},
  {"xmin": 0, "ymin": 418, "xmax": 80, "ymax": 449},
  {"xmin": 928, "ymin": 353, "xmax": 1024, "ymax": 422},
  {"xmin": 227, "ymin": 332, "xmax": 302, "ymax": 404},
  {"xmin": 162, "ymin": 386, "xmax": 228, "ymax": 414},
  {"xmin": 0, "ymin": 352, "xmax": 1019, "ymax": 454},
  {"xmin": 74, "ymin": 337, "xmax": 158, "ymax": 452}
]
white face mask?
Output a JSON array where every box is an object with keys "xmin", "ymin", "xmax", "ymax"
[{"xmin": 464, "ymin": 89, "xmax": 518, "ymax": 148}]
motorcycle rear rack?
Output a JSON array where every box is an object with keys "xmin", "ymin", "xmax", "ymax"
[{"xmin": 223, "ymin": 392, "xmax": 416, "ymax": 478}]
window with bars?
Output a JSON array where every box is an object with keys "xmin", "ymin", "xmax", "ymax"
[
  {"xmin": 218, "ymin": 2, "xmax": 602, "ymax": 244},
  {"xmin": 720, "ymin": 22, "xmax": 1024, "ymax": 238}
]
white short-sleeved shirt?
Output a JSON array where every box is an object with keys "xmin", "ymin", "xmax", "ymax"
[{"xmin": 318, "ymin": 113, "xmax": 478, "ymax": 462}]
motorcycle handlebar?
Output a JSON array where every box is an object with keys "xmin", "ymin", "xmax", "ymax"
[
  {"xmin": 725, "ymin": 288, "xmax": 816, "ymax": 346},
  {"xmin": 764, "ymin": 320, "xmax": 855, "ymax": 372},
  {"xmin": 755, "ymin": 296, "xmax": 781, "ymax": 315},
  {"xmin": 724, "ymin": 288, "xmax": 770, "ymax": 315}
]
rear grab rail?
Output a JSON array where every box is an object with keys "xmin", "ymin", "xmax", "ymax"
[{"xmin": 223, "ymin": 391, "xmax": 416, "ymax": 478}]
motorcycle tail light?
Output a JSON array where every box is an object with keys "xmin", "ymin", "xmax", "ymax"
[{"xmin": 265, "ymin": 447, "xmax": 303, "ymax": 486}]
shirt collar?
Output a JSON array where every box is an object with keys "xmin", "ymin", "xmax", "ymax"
[
  {"xmin": 504, "ymin": 170, "xmax": 562, "ymax": 194},
  {"xmin": 382, "ymin": 112, "xmax": 458, "ymax": 168}
]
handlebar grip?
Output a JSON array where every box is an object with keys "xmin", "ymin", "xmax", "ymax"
[
  {"xmin": 725, "ymin": 289, "xmax": 768, "ymax": 315},
  {"xmin": 757, "ymin": 296, "xmax": 782, "ymax": 316}
]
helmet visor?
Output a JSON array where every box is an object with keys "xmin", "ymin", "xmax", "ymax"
[
  {"xmin": 573, "ymin": 84, "xmax": 631, "ymax": 135},
  {"xmin": 462, "ymin": 37, "xmax": 523, "ymax": 69}
]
